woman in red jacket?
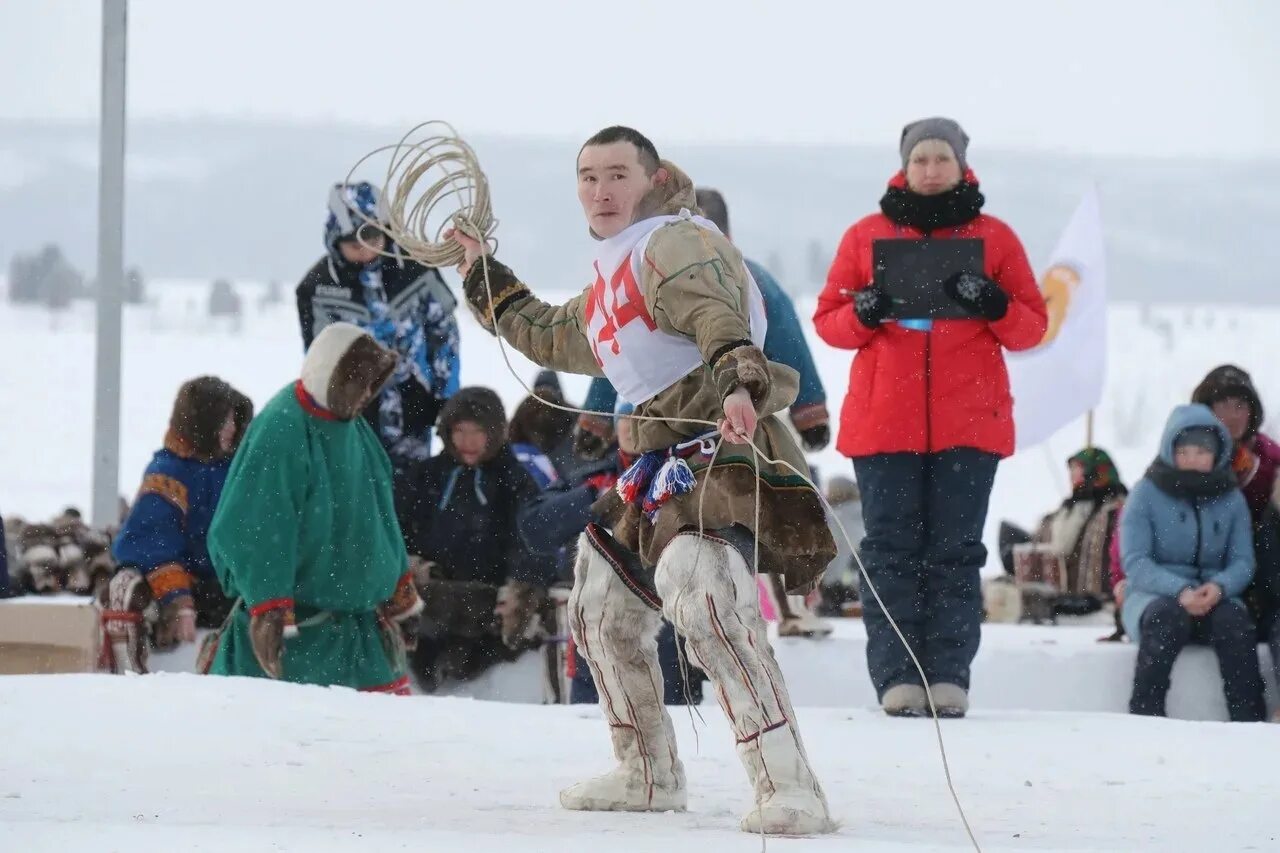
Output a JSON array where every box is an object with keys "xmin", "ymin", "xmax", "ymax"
[{"xmin": 814, "ymin": 117, "xmax": 1047, "ymax": 718}]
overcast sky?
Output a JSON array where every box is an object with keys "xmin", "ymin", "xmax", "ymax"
[{"xmin": 1, "ymin": 0, "xmax": 1277, "ymax": 158}]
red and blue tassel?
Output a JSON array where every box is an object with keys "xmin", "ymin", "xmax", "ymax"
[
  {"xmin": 616, "ymin": 451, "xmax": 662, "ymax": 505},
  {"xmin": 641, "ymin": 457, "xmax": 697, "ymax": 520}
]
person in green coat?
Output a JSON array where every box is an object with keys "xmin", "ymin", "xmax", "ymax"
[{"xmin": 207, "ymin": 322, "xmax": 423, "ymax": 694}]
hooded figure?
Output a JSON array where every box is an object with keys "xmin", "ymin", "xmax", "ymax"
[
  {"xmin": 206, "ymin": 323, "xmax": 423, "ymax": 693},
  {"xmin": 394, "ymin": 387, "xmax": 547, "ymax": 688},
  {"xmin": 1121, "ymin": 403, "xmax": 1264, "ymax": 721},
  {"xmin": 1191, "ymin": 364, "xmax": 1280, "ymax": 522},
  {"xmin": 295, "ymin": 181, "xmax": 461, "ymax": 466},
  {"xmin": 1031, "ymin": 447, "xmax": 1128, "ymax": 610},
  {"xmin": 508, "ymin": 384, "xmax": 577, "ymax": 489},
  {"xmin": 107, "ymin": 377, "xmax": 253, "ymax": 672}
]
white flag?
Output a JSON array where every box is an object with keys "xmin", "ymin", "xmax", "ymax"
[{"xmin": 1009, "ymin": 188, "xmax": 1107, "ymax": 451}]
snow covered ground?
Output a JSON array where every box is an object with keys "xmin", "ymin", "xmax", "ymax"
[
  {"xmin": 0, "ymin": 672, "xmax": 1275, "ymax": 853},
  {"xmin": 3, "ymin": 285, "xmax": 1279, "ymax": 850},
  {"xmin": 3, "ymin": 279, "xmax": 1280, "ymax": 573}
]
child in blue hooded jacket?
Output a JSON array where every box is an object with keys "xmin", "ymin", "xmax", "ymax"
[
  {"xmin": 1122, "ymin": 403, "xmax": 1265, "ymax": 721},
  {"xmin": 112, "ymin": 377, "xmax": 252, "ymax": 653}
]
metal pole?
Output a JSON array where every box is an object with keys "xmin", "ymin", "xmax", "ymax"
[{"xmin": 92, "ymin": 0, "xmax": 128, "ymax": 526}]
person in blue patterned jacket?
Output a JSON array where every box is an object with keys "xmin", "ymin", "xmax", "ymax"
[
  {"xmin": 296, "ymin": 181, "xmax": 461, "ymax": 468},
  {"xmin": 572, "ymin": 187, "xmax": 830, "ymax": 457},
  {"xmin": 111, "ymin": 377, "xmax": 253, "ymax": 653}
]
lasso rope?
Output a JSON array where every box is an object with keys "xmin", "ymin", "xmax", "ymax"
[
  {"xmin": 352, "ymin": 124, "xmax": 983, "ymax": 853},
  {"xmin": 344, "ymin": 121, "xmax": 497, "ymax": 266}
]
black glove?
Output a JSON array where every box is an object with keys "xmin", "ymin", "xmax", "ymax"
[
  {"xmin": 799, "ymin": 424, "xmax": 830, "ymax": 452},
  {"xmin": 944, "ymin": 272, "xmax": 1008, "ymax": 321},
  {"xmin": 852, "ymin": 284, "xmax": 891, "ymax": 328}
]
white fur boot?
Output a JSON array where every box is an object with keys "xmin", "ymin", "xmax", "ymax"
[
  {"xmin": 656, "ymin": 534, "xmax": 833, "ymax": 835},
  {"xmin": 559, "ymin": 536, "xmax": 686, "ymax": 813}
]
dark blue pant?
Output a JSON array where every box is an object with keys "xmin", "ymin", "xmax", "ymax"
[
  {"xmin": 852, "ymin": 449, "xmax": 999, "ymax": 697},
  {"xmin": 0, "ymin": 514, "xmax": 9, "ymax": 598},
  {"xmin": 1268, "ymin": 617, "xmax": 1280, "ymax": 691},
  {"xmin": 1130, "ymin": 597, "xmax": 1265, "ymax": 722},
  {"xmin": 570, "ymin": 620, "xmax": 703, "ymax": 705}
]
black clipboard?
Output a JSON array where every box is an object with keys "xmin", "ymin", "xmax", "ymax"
[{"xmin": 872, "ymin": 238, "xmax": 984, "ymax": 319}]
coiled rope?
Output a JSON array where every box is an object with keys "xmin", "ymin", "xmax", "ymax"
[
  {"xmin": 344, "ymin": 121, "xmax": 497, "ymax": 267},
  {"xmin": 349, "ymin": 123, "xmax": 983, "ymax": 853}
]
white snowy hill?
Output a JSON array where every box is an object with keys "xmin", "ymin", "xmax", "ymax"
[{"xmin": 0, "ymin": 671, "xmax": 1275, "ymax": 853}]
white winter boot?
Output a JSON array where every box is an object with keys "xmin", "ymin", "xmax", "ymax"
[
  {"xmin": 737, "ymin": 724, "xmax": 834, "ymax": 835},
  {"xmin": 559, "ymin": 533, "xmax": 687, "ymax": 813},
  {"xmin": 559, "ymin": 723, "xmax": 687, "ymax": 812},
  {"xmin": 656, "ymin": 533, "xmax": 833, "ymax": 835}
]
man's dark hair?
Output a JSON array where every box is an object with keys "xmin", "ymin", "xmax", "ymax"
[
  {"xmin": 579, "ymin": 126, "xmax": 661, "ymax": 175},
  {"xmin": 695, "ymin": 188, "xmax": 729, "ymax": 235}
]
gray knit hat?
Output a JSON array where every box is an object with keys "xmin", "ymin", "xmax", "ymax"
[
  {"xmin": 900, "ymin": 117, "xmax": 969, "ymax": 171},
  {"xmin": 1174, "ymin": 425, "xmax": 1221, "ymax": 456}
]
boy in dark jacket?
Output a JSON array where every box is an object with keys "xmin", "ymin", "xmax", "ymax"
[{"xmin": 395, "ymin": 387, "xmax": 546, "ymax": 688}]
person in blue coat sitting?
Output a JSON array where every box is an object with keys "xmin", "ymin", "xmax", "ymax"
[
  {"xmin": 113, "ymin": 377, "xmax": 253, "ymax": 651},
  {"xmin": 1122, "ymin": 403, "xmax": 1266, "ymax": 721}
]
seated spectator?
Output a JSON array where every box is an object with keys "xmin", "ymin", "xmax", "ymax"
[
  {"xmin": 208, "ymin": 323, "xmax": 423, "ymax": 694},
  {"xmin": 1192, "ymin": 365, "xmax": 1280, "ymax": 522},
  {"xmin": 109, "ymin": 377, "xmax": 253, "ymax": 669},
  {"xmin": 395, "ymin": 387, "xmax": 548, "ymax": 690},
  {"xmin": 508, "ymin": 371, "xmax": 577, "ymax": 490},
  {"xmin": 1190, "ymin": 365, "xmax": 1280, "ymax": 697},
  {"xmin": 1033, "ymin": 448, "xmax": 1127, "ymax": 614},
  {"xmin": 1248, "ymin": 480, "xmax": 1280, "ymax": 720},
  {"xmin": 519, "ymin": 401, "xmax": 704, "ymax": 705},
  {"xmin": 1099, "ymin": 512, "xmax": 1127, "ymax": 641},
  {"xmin": 1122, "ymin": 404, "xmax": 1265, "ymax": 722},
  {"xmin": 511, "ymin": 381, "xmax": 618, "ymax": 589}
]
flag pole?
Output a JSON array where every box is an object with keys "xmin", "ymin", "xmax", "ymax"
[
  {"xmin": 1086, "ymin": 409, "xmax": 1095, "ymax": 450},
  {"xmin": 92, "ymin": 0, "xmax": 128, "ymax": 526}
]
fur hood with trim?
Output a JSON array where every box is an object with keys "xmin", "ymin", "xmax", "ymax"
[
  {"xmin": 164, "ymin": 376, "xmax": 254, "ymax": 462},
  {"xmin": 299, "ymin": 322, "xmax": 399, "ymax": 420}
]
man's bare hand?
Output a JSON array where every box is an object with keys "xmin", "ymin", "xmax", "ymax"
[
  {"xmin": 445, "ymin": 227, "xmax": 488, "ymax": 279},
  {"xmin": 719, "ymin": 387, "xmax": 757, "ymax": 445}
]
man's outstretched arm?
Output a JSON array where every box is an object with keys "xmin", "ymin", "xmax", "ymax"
[{"xmin": 454, "ymin": 233, "xmax": 603, "ymax": 377}]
